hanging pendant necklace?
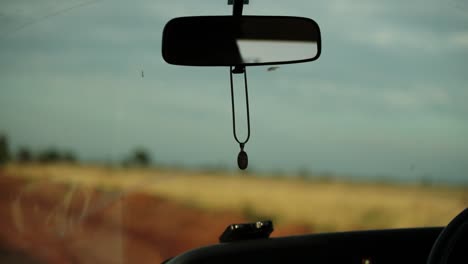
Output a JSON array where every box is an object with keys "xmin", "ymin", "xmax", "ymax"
[{"xmin": 229, "ymin": 66, "xmax": 250, "ymax": 170}]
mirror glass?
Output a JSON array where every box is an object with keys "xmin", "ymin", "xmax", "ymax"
[
  {"xmin": 236, "ymin": 39, "xmax": 317, "ymax": 64},
  {"xmin": 162, "ymin": 16, "xmax": 321, "ymax": 66}
]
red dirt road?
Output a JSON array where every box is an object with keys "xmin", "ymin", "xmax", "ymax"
[{"xmin": 0, "ymin": 172, "xmax": 309, "ymax": 264}]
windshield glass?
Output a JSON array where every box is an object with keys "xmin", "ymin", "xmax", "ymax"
[{"xmin": 1, "ymin": 0, "xmax": 467, "ymax": 263}]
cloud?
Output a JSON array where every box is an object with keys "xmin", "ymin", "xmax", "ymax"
[
  {"xmin": 449, "ymin": 32, "xmax": 468, "ymax": 48},
  {"xmin": 382, "ymin": 85, "xmax": 451, "ymax": 109},
  {"xmin": 342, "ymin": 25, "xmax": 468, "ymax": 54},
  {"xmin": 318, "ymin": 0, "xmax": 468, "ymax": 53}
]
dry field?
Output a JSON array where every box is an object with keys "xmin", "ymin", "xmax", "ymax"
[
  {"xmin": 0, "ymin": 164, "xmax": 311, "ymax": 264},
  {"xmin": 4, "ymin": 163, "xmax": 467, "ymax": 232}
]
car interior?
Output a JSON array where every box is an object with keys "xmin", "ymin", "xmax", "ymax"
[{"xmin": 0, "ymin": 0, "xmax": 467, "ymax": 263}]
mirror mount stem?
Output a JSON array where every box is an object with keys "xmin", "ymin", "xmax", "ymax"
[
  {"xmin": 231, "ymin": 0, "xmax": 247, "ymax": 17},
  {"xmin": 232, "ymin": 65, "xmax": 245, "ymax": 74},
  {"xmin": 231, "ymin": 0, "xmax": 247, "ymax": 74}
]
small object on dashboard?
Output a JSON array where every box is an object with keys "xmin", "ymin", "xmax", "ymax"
[{"xmin": 219, "ymin": 220, "xmax": 274, "ymax": 243}]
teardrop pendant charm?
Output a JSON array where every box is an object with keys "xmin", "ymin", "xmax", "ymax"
[{"xmin": 237, "ymin": 150, "xmax": 248, "ymax": 170}]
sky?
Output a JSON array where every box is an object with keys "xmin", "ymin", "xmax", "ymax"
[{"xmin": 0, "ymin": 0, "xmax": 467, "ymax": 183}]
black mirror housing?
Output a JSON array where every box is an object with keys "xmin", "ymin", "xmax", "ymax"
[{"xmin": 162, "ymin": 16, "xmax": 321, "ymax": 67}]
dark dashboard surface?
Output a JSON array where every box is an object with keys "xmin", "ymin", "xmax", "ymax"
[{"xmin": 166, "ymin": 227, "xmax": 443, "ymax": 264}]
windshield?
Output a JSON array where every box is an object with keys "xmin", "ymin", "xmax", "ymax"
[{"xmin": 1, "ymin": 0, "xmax": 467, "ymax": 263}]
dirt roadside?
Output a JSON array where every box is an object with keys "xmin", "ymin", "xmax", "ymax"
[{"xmin": 0, "ymin": 172, "xmax": 309, "ymax": 264}]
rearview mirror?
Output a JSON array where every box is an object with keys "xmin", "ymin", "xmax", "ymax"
[{"xmin": 162, "ymin": 16, "xmax": 321, "ymax": 67}]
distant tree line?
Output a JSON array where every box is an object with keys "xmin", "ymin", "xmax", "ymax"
[
  {"xmin": 19, "ymin": 148, "xmax": 78, "ymax": 163},
  {"xmin": 0, "ymin": 135, "xmax": 78, "ymax": 164},
  {"xmin": 0, "ymin": 134, "xmax": 10, "ymax": 165},
  {"xmin": 122, "ymin": 148, "xmax": 151, "ymax": 167},
  {"xmin": 0, "ymin": 133, "xmax": 152, "ymax": 167}
]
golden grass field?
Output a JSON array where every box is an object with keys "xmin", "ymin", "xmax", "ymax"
[{"xmin": 3, "ymin": 163, "xmax": 468, "ymax": 232}]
